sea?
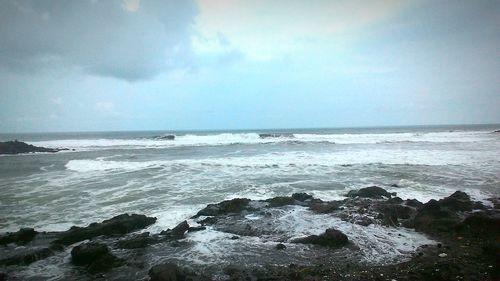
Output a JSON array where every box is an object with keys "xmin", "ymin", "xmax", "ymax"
[{"xmin": 0, "ymin": 124, "xmax": 499, "ymax": 276}]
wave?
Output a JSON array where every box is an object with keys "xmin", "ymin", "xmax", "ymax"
[{"xmin": 28, "ymin": 130, "xmax": 493, "ymax": 151}]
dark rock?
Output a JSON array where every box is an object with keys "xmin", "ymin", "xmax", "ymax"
[
  {"xmin": 492, "ymin": 129, "xmax": 500, "ymax": 133},
  {"xmin": 413, "ymin": 199, "xmax": 461, "ymax": 234},
  {"xmin": 0, "ymin": 140, "xmax": 64, "ymax": 154},
  {"xmin": 116, "ymin": 232, "xmax": 159, "ymax": 249},
  {"xmin": 291, "ymin": 193, "xmax": 313, "ymax": 202},
  {"xmin": 0, "ymin": 227, "xmax": 37, "ymax": 245},
  {"xmin": 193, "ymin": 198, "xmax": 251, "ymax": 217},
  {"xmin": 230, "ymin": 236, "xmax": 240, "ymax": 240},
  {"xmin": 276, "ymin": 243, "xmax": 287, "ymax": 250},
  {"xmin": 155, "ymin": 135, "xmax": 175, "ymax": 140},
  {"xmin": 387, "ymin": 197, "xmax": 404, "ymax": 204},
  {"xmin": 309, "ymin": 202, "xmax": 340, "ymax": 214},
  {"xmin": 347, "ymin": 186, "xmax": 394, "ymax": 199},
  {"xmin": 0, "ymin": 247, "xmax": 54, "ymax": 266},
  {"xmin": 54, "ymin": 213, "xmax": 157, "ymax": 245},
  {"xmin": 378, "ymin": 204, "xmax": 413, "ymax": 226},
  {"xmin": 259, "ymin": 133, "xmax": 293, "ymax": 139},
  {"xmin": 456, "ymin": 211, "xmax": 500, "ymax": 238},
  {"xmin": 0, "ymin": 272, "xmax": 5, "ymax": 281},
  {"xmin": 188, "ymin": 226, "xmax": 206, "ymax": 232},
  {"xmin": 149, "ymin": 263, "xmax": 188, "ymax": 281},
  {"xmin": 292, "ymin": 228, "xmax": 348, "ymax": 248},
  {"xmin": 161, "ymin": 221, "xmax": 190, "ymax": 239},
  {"xmin": 390, "ymin": 183, "xmax": 399, "ymax": 187},
  {"xmin": 71, "ymin": 242, "xmax": 122, "ymax": 272},
  {"xmin": 438, "ymin": 191, "xmax": 473, "ymax": 211},
  {"xmin": 265, "ymin": 196, "xmax": 296, "ymax": 207},
  {"xmin": 405, "ymin": 199, "xmax": 423, "ymax": 208}
]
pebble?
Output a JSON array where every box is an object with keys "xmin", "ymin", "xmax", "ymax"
[{"xmin": 438, "ymin": 253, "xmax": 447, "ymax": 258}]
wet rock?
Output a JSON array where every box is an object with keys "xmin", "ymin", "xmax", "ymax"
[
  {"xmin": 291, "ymin": 193, "xmax": 313, "ymax": 202},
  {"xmin": 412, "ymin": 199, "xmax": 461, "ymax": 234},
  {"xmin": 193, "ymin": 198, "xmax": 251, "ymax": 217},
  {"xmin": 405, "ymin": 199, "xmax": 423, "ymax": 208},
  {"xmin": 0, "ymin": 140, "xmax": 65, "ymax": 154},
  {"xmin": 54, "ymin": 213, "xmax": 157, "ymax": 245},
  {"xmin": 276, "ymin": 243, "xmax": 287, "ymax": 250},
  {"xmin": 187, "ymin": 226, "xmax": 206, "ymax": 232},
  {"xmin": 347, "ymin": 186, "xmax": 394, "ymax": 199},
  {"xmin": 309, "ymin": 201, "xmax": 340, "ymax": 214},
  {"xmin": 0, "ymin": 247, "xmax": 54, "ymax": 266},
  {"xmin": 149, "ymin": 262, "xmax": 198, "ymax": 281},
  {"xmin": 161, "ymin": 221, "xmax": 190, "ymax": 239},
  {"xmin": 378, "ymin": 204, "xmax": 414, "ymax": 226},
  {"xmin": 292, "ymin": 228, "xmax": 348, "ymax": 248},
  {"xmin": 71, "ymin": 242, "xmax": 122, "ymax": 272},
  {"xmin": 438, "ymin": 191, "xmax": 473, "ymax": 211},
  {"xmin": 456, "ymin": 211, "xmax": 500, "ymax": 238},
  {"xmin": 0, "ymin": 272, "xmax": 5, "ymax": 281},
  {"xmin": 0, "ymin": 228, "xmax": 37, "ymax": 245},
  {"xmin": 116, "ymin": 232, "xmax": 159, "ymax": 249},
  {"xmin": 155, "ymin": 135, "xmax": 175, "ymax": 140},
  {"xmin": 265, "ymin": 196, "xmax": 296, "ymax": 207}
]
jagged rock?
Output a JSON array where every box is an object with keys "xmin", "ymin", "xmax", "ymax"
[
  {"xmin": 188, "ymin": 226, "xmax": 206, "ymax": 232},
  {"xmin": 378, "ymin": 204, "xmax": 414, "ymax": 226},
  {"xmin": 412, "ymin": 199, "xmax": 461, "ymax": 234},
  {"xmin": 155, "ymin": 135, "xmax": 175, "ymax": 140},
  {"xmin": 438, "ymin": 191, "xmax": 473, "ymax": 211},
  {"xmin": 291, "ymin": 193, "xmax": 313, "ymax": 202},
  {"xmin": 149, "ymin": 262, "xmax": 192, "ymax": 281},
  {"xmin": 0, "ymin": 140, "xmax": 64, "ymax": 154},
  {"xmin": 347, "ymin": 186, "xmax": 394, "ymax": 199},
  {"xmin": 0, "ymin": 272, "xmax": 6, "ymax": 281},
  {"xmin": 276, "ymin": 243, "xmax": 287, "ymax": 250},
  {"xmin": 0, "ymin": 228, "xmax": 37, "ymax": 245},
  {"xmin": 309, "ymin": 201, "xmax": 340, "ymax": 214},
  {"xmin": 71, "ymin": 242, "xmax": 122, "ymax": 272},
  {"xmin": 193, "ymin": 198, "xmax": 251, "ymax": 217},
  {"xmin": 54, "ymin": 213, "xmax": 157, "ymax": 245},
  {"xmin": 161, "ymin": 221, "xmax": 190, "ymax": 239},
  {"xmin": 456, "ymin": 211, "xmax": 500, "ymax": 238},
  {"xmin": 265, "ymin": 196, "xmax": 296, "ymax": 207},
  {"xmin": 0, "ymin": 247, "xmax": 54, "ymax": 266},
  {"xmin": 116, "ymin": 232, "xmax": 159, "ymax": 249},
  {"xmin": 405, "ymin": 199, "xmax": 423, "ymax": 208},
  {"xmin": 292, "ymin": 228, "xmax": 348, "ymax": 248}
]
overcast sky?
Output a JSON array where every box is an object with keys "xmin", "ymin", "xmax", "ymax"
[{"xmin": 0, "ymin": 0, "xmax": 499, "ymax": 132}]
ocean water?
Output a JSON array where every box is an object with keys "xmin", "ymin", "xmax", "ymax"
[{"xmin": 0, "ymin": 125, "xmax": 499, "ymax": 270}]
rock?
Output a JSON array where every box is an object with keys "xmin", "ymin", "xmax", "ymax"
[
  {"xmin": 71, "ymin": 242, "xmax": 121, "ymax": 272},
  {"xmin": 259, "ymin": 133, "xmax": 293, "ymax": 139},
  {"xmin": 438, "ymin": 191, "xmax": 473, "ymax": 211},
  {"xmin": 193, "ymin": 198, "xmax": 251, "ymax": 217},
  {"xmin": 116, "ymin": 232, "xmax": 159, "ymax": 249},
  {"xmin": 265, "ymin": 196, "xmax": 297, "ymax": 207},
  {"xmin": 291, "ymin": 193, "xmax": 313, "ymax": 202},
  {"xmin": 405, "ymin": 199, "xmax": 423, "ymax": 208},
  {"xmin": 276, "ymin": 243, "xmax": 287, "ymax": 250},
  {"xmin": 0, "ymin": 140, "xmax": 64, "ymax": 154},
  {"xmin": 412, "ymin": 199, "xmax": 461, "ymax": 234},
  {"xmin": 0, "ymin": 247, "xmax": 54, "ymax": 266},
  {"xmin": 347, "ymin": 186, "xmax": 394, "ymax": 199},
  {"xmin": 230, "ymin": 236, "xmax": 240, "ymax": 240},
  {"xmin": 161, "ymin": 221, "xmax": 190, "ymax": 239},
  {"xmin": 309, "ymin": 202, "xmax": 340, "ymax": 214},
  {"xmin": 378, "ymin": 204, "xmax": 413, "ymax": 226},
  {"xmin": 390, "ymin": 184, "xmax": 399, "ymax": 187},
  {"xmin": 155, "ymin": 135, "xmax": 175, "ymax": 140},
  {"xmin": 492, "ymin": 129, "xmax": 500, "ymax": 133},
  {"xmin": 292, "ymin": 228, "xmax": 348, "ymax": 248},
  {"xmin": 188, "ymin": 226, "xmax": 206, "ymax": 232},
  {"xmin": 0, "ymin": 227, "xmax": 37, "ymax": 245},
  {"xmin": 456, "ymin": 211, "xmax": 500, "ymax": 238},
  {"xmin": 0, "ymin": 272, "xmax": 5, "ymax": 281},
  {"xmin": 54, "ymin": 213, "xmax": 157, "ymax": 245},
  {"xmin": 149, "ymin": 263, "xmax": 188, "ymax": 281}
]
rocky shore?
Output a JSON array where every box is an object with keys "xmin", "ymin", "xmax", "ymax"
[
  {"xmin": 0, "ymin": 187, "xmax": 499, "ymax": 280},
  {"xmin": 0, "ymin": 140, "xmax": 67, "ymax": 155}
]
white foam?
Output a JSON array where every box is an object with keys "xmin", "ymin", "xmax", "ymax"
[{"xmin": 27, "ymin": 130, "xmax": 496, "ymax": 151}]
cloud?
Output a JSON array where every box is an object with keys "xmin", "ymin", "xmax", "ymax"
[
  {"xmin": 0, "ymin": 0, "xmax": 198, "ymax": 81},
  {"xmin": 95, "ymin": 101, "xmax": 119, "ymax": 116},
  {"xmin": 193, "ymin": 0, "xmax": 411, "ymax": 60}
]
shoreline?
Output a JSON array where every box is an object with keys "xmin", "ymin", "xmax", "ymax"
[{"xmin": 1, "ymin": 187, "xmax": 499, "ymax": 280}]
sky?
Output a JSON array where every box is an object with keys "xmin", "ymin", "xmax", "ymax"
[{"xmin": 0, "ymin": 0, "xmax": 499, "ymax": 133}]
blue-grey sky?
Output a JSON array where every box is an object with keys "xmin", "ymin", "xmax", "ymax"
[{"xmin": 0, "ymin": 0, "xmax": 499, "ymax": 132}]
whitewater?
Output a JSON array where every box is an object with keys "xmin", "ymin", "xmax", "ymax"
[{"xmin": 0, "ymin": 125, "xmax": 499, "ymax": 272}]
